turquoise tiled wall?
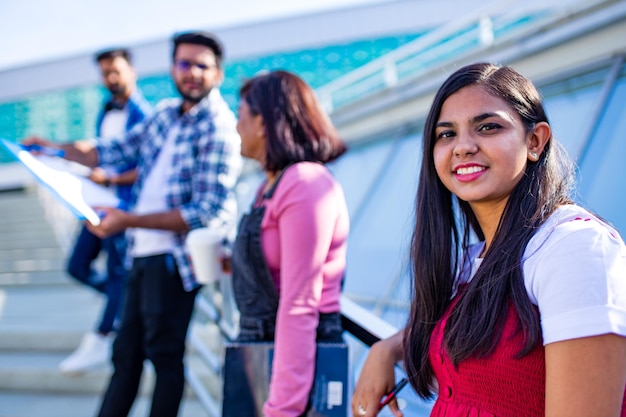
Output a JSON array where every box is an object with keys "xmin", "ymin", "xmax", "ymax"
[{"xmin": 0, "ymin": 33, "xmax": 422, "ymax": 163}]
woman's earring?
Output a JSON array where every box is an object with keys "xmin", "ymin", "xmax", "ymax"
[{"xmin": 529, "ymin": 151, "xmax": 538, "ymax": 160}]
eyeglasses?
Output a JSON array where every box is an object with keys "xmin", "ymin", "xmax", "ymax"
[{"xmin": 174, "ymin": 60, "xmax": 216, "ymax": 72}]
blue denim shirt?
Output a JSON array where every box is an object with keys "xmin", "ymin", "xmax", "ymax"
[{"xmin": 95, "ymin": 90, "xmax": 152, "ymax": 204}]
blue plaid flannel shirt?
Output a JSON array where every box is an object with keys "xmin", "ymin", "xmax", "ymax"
[{"xmin": 96, "ymin": 89, "xmax": 242, "ymax": 291}]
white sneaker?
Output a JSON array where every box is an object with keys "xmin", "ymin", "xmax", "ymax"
[{"xmin": 59, "ymin": 332, "xmax": 113, "ymax": 375}]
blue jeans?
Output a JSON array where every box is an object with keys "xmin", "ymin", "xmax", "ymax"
[
  {"xmin": 66, "ymin": 225, "xmax": 127, "ymax": 334},
  {"xmin": 97, "ymin": 254, "xmax": 199, "ymax": 417}
]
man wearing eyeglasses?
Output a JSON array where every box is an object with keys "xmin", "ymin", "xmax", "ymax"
[{"xmin": 24, "ymin": 31, "xmax": 242, "ymax": 417}]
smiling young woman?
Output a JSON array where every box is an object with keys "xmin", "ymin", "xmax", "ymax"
[{"xmin": 351, "ymin": 62, "xmax": 626, "ymax": 417}]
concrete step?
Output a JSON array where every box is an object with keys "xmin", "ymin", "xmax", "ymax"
[
  {"xmin": 0, "ymin": 391, "xmax": 208, "ymax": 417},
  {"xmin": 0, "ymin": 285, "xmax": 104, "ymax": 337},
  {"xmin": 0, "ymin": 218, "xmax": 52, "ymax": 231},
  {"xmin": 0, "ymin": 270, "xmax": 71, "ymax": 286},
  {"xmin": 0, "ymin": 258, "xmax": 65, "ymax": 274},
  {"xmin": 0, "ymin": 187, "xmax": 222, "ymax": 416},
  {"xmin": 0, "ymin": 312, "xmax": 225, "ymax": 397},
  {"xmin": 0, "ymin": 228, "xmax": 61, "ymax": 241},
  {"xmin": 0, "ymin": 236, "xmax": 66, "ymax": 251},
  {"xmin": 0, "ymin": 194, "xmax": 47, "ymax": 219},
  {"xmin": 0, "ymin": 351, "xmax": 112, "ymax": 395},
  {"xmin": 0, "ymin": 350, "xmax": 215, "ymax": 396},
  {"xmin": 0, "ymin": 163, "xmax": 36, "ymax": 192},
  {"xmin": 0, "ymin": 197, "xmax": 45, "ymax": 208},
  {"xmin": 0, "ymin": 247, "xmax": 66, "ymax": 262}
]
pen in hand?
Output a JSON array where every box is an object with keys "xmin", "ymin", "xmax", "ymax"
[
  {"xmin": 21, "ymin": 144, "xmax": 65, "ymax": 157},
  {"xmin": 379, "ymin": 377, "xmax": 409, "ymax": 410}
]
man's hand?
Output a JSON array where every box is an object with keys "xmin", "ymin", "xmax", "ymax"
[
  {"xmin": 88, "ymin": 167, "xmax": 110, "ymax": 186},
  {"xmin": 21, "ymin": 136, "xmax": 59, "ymax": 153},
  {"xmin": 86, "ymin": 207, "xmax": 133, "ymax": 238},
  {"xmin": 22, "ymin": 136, "xmax": 98, "ymax": 167}
]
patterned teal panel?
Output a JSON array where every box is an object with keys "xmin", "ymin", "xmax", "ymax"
[
  {"xmin": 221, "ymin": 34, "xmax": 422, "ymax": 109},
  {"xmin": 137, "ymin": 74, "xmax": 177, "ymax": 106},
  {"xmin": 0, "ymin": 102, "xmax": 22, "ymax": 163},
  {"xmin": 0, "ymin": 32, "xmax": 422, "ymax": 164},
  {"xmin": 0, "ymin": 86, "xmax": 105, "ymax": 163}
]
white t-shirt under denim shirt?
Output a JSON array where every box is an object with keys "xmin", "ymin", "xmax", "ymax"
[
  {"xmin": 99, "ymin": 108, "xmax": 129, "ymax": 187},
  {"xmin": 100, "ymin": 108, "xmax": 128, "ymax": 140},
  {"xmin": 457, "ymin": 204, "xmax": 626, "ymax": 345}
]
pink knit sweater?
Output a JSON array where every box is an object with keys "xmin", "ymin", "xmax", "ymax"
[{"xmin": 259, "ymin": 162, "xmax": 349, "ymax": 417}]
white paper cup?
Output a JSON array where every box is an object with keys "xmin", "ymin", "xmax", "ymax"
[{"xmin": 185, "ymin": 227, "xmax": 223, "ymax": 285}]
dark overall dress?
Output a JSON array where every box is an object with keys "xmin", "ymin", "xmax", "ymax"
[
  {"xmin": 231, "ymin": 167, "xmax": 343, "ymax": 343},
  {"xmin": 224, "ymin": 166, "xmax": 347, "ymax": 417}
]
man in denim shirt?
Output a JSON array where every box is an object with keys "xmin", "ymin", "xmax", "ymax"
[
  {"xmin": 60, "ymin": 47, "xmax": 152, "ymax": 375},
  {"xmin": 24, "ymin": 31, "xmax": 242, "ymax": 417}
]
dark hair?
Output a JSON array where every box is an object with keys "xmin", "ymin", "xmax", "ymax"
[
  {"xmin": 239, "ymin": 70, "xmax": 347, "ymax": 171},
  {"xmin": 172, "ymin": 31, "xmax": 223, "ymax": 67},
  {"xmin": 403, "ymin": 62, "xmax": 575, "ymax": 398},
  {"xmin": 94, "ymin": 48, "xmax": 131, "ymax": 64}
]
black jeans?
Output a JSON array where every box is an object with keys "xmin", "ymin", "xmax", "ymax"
[{"xmin": 97, "ymin": 254, "xmax": 199, "ymax": 417}]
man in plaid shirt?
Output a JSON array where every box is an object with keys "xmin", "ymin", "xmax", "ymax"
[{"xmin": 25, "ymin": 31, "xmax": 241, "ymax": 417}]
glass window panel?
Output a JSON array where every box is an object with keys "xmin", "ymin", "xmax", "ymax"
[
  {"xmin": 342, "ymin": 134, "xmax": 422, "ymax": 303},
  {"xmin": 382, "ymin": 262, "xmax": 413, "ymax": 327},
  {"xmin": 540, "ymin": 67, "xmax": 608, "ymax": 158},
  {"xmin": 577, "ymin": 63, "xmax": 626, "ymax": 236},
  {"xmin": 329, "ymin": 139, "xmax": 395, "ymax": 219},
  {"xmin": 234, "ymin": 164, "xmax": 264, "ymax": 221}
]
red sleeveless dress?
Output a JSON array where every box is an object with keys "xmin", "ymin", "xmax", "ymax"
[{"xmin": 428, "ymin": 297, "xmax": 626, "ymax": 416}]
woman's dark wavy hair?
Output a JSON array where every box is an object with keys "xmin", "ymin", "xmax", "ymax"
[
  {"xmin": 239, "ymin": 70, "xmax": 347, "ymax": 171},
  {"xmin": 403, "ymin": 62, "xmax": 575, "ymax": 398}
]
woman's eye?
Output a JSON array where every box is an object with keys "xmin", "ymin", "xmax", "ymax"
[
  {"xmin": 436, "ymin": 130, "xmax": 455, "ymax": 140},
  {"xmin": 479, "ymin": 123, "xmax": 500, "ymax": 132}
]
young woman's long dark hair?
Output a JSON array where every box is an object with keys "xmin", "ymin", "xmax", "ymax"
[
  {"xmin": 403, "ymin": 63, "xmax": 576, "ymax": 398},
  {"xmin": 239, "ymin": 70, "xmax": 346, "ymax": 171}
]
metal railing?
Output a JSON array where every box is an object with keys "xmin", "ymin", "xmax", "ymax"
[
  {"xmin": 186, "ymin": 268, "xmax": 403, "ymax": 416},
  {"xmin": 24, "ymin": 160, "xmax": 408, "ymax": 416},
  {"xmin": 316, "ymin": 0, "xmax": 612, "ymax": 115}
]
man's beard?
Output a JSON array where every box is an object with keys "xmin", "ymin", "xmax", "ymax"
[
  {"xmin": 107, "ymin": 84, "xmax": 126, "ymax": 96},
  {"xmin": 175, "ymin": 83, "xmax": 212, "ymax": 105}
]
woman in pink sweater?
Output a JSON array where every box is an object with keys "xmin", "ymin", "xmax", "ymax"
[
  {"xmin": 352, "ymin": 63, "xmax": 626, "ymax": 417},
  {"xmin": 231, "ymin": 70, "xmax": 350, "ymax": 417}
]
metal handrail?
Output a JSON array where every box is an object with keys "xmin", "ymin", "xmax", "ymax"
[
  {"xmin": 190, "ymin": 283, "xmax": 401, "ymax": 416},
  {"xmin": 316, "ymin": 0, "xmax": 611, "ymax": 114}
]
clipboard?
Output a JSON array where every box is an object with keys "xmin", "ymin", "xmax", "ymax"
[
  {"xmin": 222, "ymin": 342, "xmax": 349, "ymax": 417},
  {"xmin": 1, "ymin": 139, "xmax": 121, "ymax": 226}
]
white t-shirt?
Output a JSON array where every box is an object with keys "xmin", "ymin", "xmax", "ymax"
[
  {"xmin": 459, "ymin": 204, "xmax": 626, "ymax": 345},
  {"xmin": 130, "ymin": 123, "xmax": 179, "ymax": 257},
  {"xmin": 99, "ymin": 108, "xmax": 129, "ymax": 180},
  {"xmin": 100, "ymin": 108, "xmax": 128, "ymax": 139}
]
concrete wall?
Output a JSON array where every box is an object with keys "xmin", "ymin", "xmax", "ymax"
[{"xmin": 0, "ymin": 0, "xmax": 489, "ymax": 102}]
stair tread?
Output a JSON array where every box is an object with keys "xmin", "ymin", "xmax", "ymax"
[
  {"xmin": 0, "ymin": 286, "xmax": 103, "ymax": 332},
  {"xmin": 0, "ymin": 187, "xmax": 220, "ymax": 416},
  {"xmin": 0, "ymin": 392, "xmax": 207, "ymax": 417}
]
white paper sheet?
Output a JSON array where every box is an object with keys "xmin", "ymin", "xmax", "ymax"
[{"xmin": 1, "ymin": 139, "xmax": 121, "ymax": 226}]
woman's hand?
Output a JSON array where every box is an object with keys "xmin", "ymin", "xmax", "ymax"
[{"xmin": 352, "ymin": 331, "xmax": 405, "ymax": 417}]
